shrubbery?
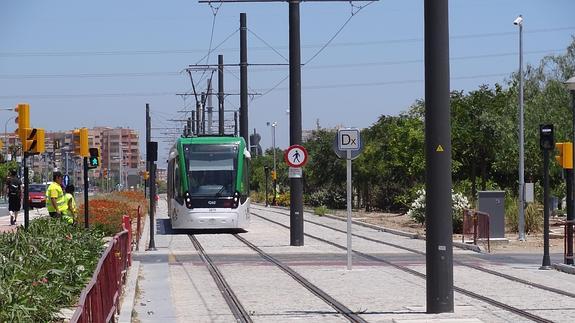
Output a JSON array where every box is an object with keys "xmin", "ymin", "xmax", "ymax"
[
  {"xmin": 0, "ymin": 218, "xmax": 105, "ymax": 322},
  {"xmin": 407, "ymin": 189, "xmax": 470, "ymax": 233}
]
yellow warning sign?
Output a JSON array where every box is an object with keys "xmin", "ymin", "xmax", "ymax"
[{"xmin": 436, "ymin": 145, "xmax": 444, "ymax": 152}]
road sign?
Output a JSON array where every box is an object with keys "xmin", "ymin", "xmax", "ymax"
[
  {"xmin": 284, "ymin": 145, "xmax": 308, "ymax": 168},
  {"xmin": 337, "ymin": 128, "xmax": 360, "ymax": 151},
  {"xmin": 288, "ymin": 167, "xmax": 303, "ymax": 178},
  {"xmin": 333, "ymin": 130, "xmax": 363, "ymax": 160},
  {"xmin": 63, "ymin": 175, "xmax": 70, "ymax": 187}
]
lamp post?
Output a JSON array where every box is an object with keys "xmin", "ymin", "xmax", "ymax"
[
  {"xmin": 564, "ymin": 76, "xmax": 575, "ymax": 265},
  {"xmin": 514, "ymin": 15, "xmax": 526, "ymax": 241},
  {"xmin": 4, "ymin": 116, "xmax": 16, "ymax": 158}
]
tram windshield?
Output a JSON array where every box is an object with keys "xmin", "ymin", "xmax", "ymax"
[{"xmin": 184, "ymin": 144, "xmax": 238, "ymax": 197}]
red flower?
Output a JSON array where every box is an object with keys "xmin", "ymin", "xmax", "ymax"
[
  {"xmin": 41, "ymin": 277, "xmax": 48, "ymax": 283},
  {"xmin": 32, "ymin": 281, "xmax": 38, "ymax": 287}
]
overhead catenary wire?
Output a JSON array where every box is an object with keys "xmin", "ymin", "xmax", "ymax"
[
  {"xmin": 0, "ymin": 48, "xmax": 563, "ymax": 80},
  {"xmin": 1, "ymin": 26, "xmax": 572, "ymax": 58}
]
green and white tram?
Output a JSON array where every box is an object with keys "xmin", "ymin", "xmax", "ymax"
[{"xmin": 167, "ymin": 136, "xmax": 251, "ymax": 229}]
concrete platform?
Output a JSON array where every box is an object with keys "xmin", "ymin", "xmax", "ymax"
[{"xmin": 129, "ymin": 200, "xmax": 575, "ymax": 323}]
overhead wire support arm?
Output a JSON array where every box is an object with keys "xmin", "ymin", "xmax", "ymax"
[{"xmin": 200, "ymin": 0, "xmax": 375, "ymax": 2}]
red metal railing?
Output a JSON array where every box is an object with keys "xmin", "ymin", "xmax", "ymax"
[
  {"xmin": 70, "ymin": 215, "xmax": 132, "ymax": 323},
  {"xmin": 462, "ymin": 209, "xmax": 491, "ymax": 252}
]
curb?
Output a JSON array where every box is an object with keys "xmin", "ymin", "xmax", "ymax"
[
  {"xmin": 255, "ymin": 204, "xmax": 483, "ymax": 253},
  {"xmin": 118, "ymin": 261, "xmax": 141, "ymax": 323},
  {"xmin": 553, "ymin": 263, "xmax": 575, "ymax": 275}
]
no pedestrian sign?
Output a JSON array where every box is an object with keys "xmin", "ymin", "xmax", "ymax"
[{"xmin": 284, "ymin": 145, "xmax": 308, "ymax": 168}]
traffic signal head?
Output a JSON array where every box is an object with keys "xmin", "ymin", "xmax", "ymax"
[
  {"xmin": 73, "ymin": 128, "xmax": 89, "ymax": 157},
  {"xmin": 539, "ymin": 124, "xmax": 554, "ymax": 150},
  {"xmin": 15, "ymin": 103, "xmax": 30, "ymax": 140},
  {"xmin": 555, "ymin": 142, "xmax": 573, "ymax": 169},
  {"xmin": 23, "ymin": 128, "xmax": 45, "ymax": 154},
  {"xmin": 87, "ymin": 147, "xmax": 100, "ymax": 169},
  {"xmin": 271, "ymin": 170, "xmax": 277, "ymax": 181}
]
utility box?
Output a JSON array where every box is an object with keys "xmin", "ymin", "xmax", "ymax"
[{"xmin": 477, "ymin": 191, "xmax": 506, "ymax": 239}]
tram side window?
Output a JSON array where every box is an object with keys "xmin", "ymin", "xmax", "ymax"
[
  {"xmin": 174, "ymin": 159, "xmax": 182, "ymax": 202},
  {"xmin": 241, "ymin": 158, "xmax": 249, "ymax": 200},
  {"xmin": 167, "ymin": 159, "xmax": 174, "ymax": 200}
]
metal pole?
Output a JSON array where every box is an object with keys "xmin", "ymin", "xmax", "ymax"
[
  {"xmin": 272, "ymin": 123, "xmax": 277, "ymax": 205},
  {"xmin": 518, "ymin": 20, "xmax": 526, "ymax": 241},
  {"xmin": 207, "ymin": 81, "xmax": 213, "ymax": 135},
  {"xmin": 240, "ymin": 13, "xmax": 249, "ymax": 145},
  {"xmin": 540, "ymin": 149, "xmax": 551, "ymax": 269},
  {"xmin": 289, "ymin": 0, "xmax": 304, "ymax": 246},
  {"xmin": 218, "ymin": 54, "xmax": 225, "ymax": 135},
  {"xmin": 424, "ymin": 0, "xmax": 454, "ymax": 313},
  {"xmin": 234, "ymin": 111, "xmax": 238, "ymax": 136},
  {"xmin": 146, "ymin": 104, "xmax": 150, "ymax": 198},
  {"xmin": 565, "ymin": 168, "xmax": 574, "ymax": 265},
  {"xmin": 23, "ymin": 153, "xmax": 29, "ymax": 229},
  {"xmin": 148, "ymin": 163, "xmax": 157, "ymax": 250},
  {"xmin": 83, "ymin": 157, "xmax": 89, "ymax": 228},
  {"xmin": 265, "ymin": 166, "xmax": 269, "ymax": 207},
  {"xmin": 201, "ymin": 92, "xmax": 206, "ymax": 134},
  {"xmin": 191, "ymin": 111, "xmax": 195, "ymax": 135},
  {"xmin": 569, "ymin": 90, "xmax": 575, "ymax": 265},
  {"xmin": 196, "ymin": 102, "xmax": 202, "ymax": 135},
  {"xmin": 346, "ymin": 149, "xmax": 352, "ymax": 270}
]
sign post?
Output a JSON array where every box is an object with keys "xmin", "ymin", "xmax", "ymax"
[
  {"xmin": 285, "ymin": 144, "xmax": 308, "ymax": 246},
  {"xmin": 335, "ymin": 128, "xmax": 362, "ymax": 270}
]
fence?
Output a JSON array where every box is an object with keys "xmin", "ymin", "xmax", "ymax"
[
  {"xmin": 70, "ymin": 215, "xmax": 132, "ymax": 323},
  {"xmin": 462, "ymin": 209, "xmax": 491, "ymax": 252}
]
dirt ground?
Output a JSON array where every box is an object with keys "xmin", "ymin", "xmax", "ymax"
[{"xmin": 323, "ymin": 208, "xmax": 568, "ymax": 254}]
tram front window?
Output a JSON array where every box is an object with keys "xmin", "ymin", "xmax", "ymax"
[{"xmin": 184, "ymin": 144, "xmax": 237, "ymax": 198}]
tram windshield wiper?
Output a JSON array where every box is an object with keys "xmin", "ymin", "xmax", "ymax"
[{"xmin": 215, "ymin": 185, "xmax": 227, "ymax": 197}]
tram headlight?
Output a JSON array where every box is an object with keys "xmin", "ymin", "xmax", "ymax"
[
  {"xmin": 185, "ymin": 191, "xmax": 193, "ymax": 209},
  {"xmin": 233, "ymin": 191, "xmax": 240, "ymax": 208}
]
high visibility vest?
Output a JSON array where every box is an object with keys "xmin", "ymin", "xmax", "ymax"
[
  {"xmin": 45, "ymin": 182, "xmax": 66, "ymax": 212},
  {"xmin": 62, "ymin": 193, "xmax": 77, "ymax": 216}
]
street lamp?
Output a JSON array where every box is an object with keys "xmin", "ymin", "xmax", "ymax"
[
  {"xmin": 267, "ymin": 121, "xmax": 278, "ymax": 205},
  {"xmin": 4, "ymin": 116, "xmax": 16, "ymax": 158},
  {"xmin": 564, "ymin": 75, "xmax": 575, "ymax": 265},
  {"xmin": 514, "ymin": 14, "xmax": 526, "ymax": 241}
]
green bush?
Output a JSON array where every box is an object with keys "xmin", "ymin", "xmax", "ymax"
[
  {"xmin": 0, "ymin": 218, "xmax": 105, "ymax": 322},
  {"xmin": 314, "ymin": 205, "xmax": 328, "ymax": 216},
  {"xmin": 505, "ymin": 195, "xmax": 543, "ymax": 233}
]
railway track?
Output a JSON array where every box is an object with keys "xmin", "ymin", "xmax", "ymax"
[
  {"xmin": 253, "ymin": 205, "xmax": 575, "ymax": 299},
  {"xmin": 189, "ymin": 235, "xmax": 253, "ymax": 323},
  {"xmin": 251, "ymin": 209, "xmax": 558, "ymax": 323},
  {"xmin": 190, "ymin": 233, "xmax": 367, "ymax": 322}
]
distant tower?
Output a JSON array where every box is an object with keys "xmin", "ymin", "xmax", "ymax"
[{"xmin": 316, "ymin": 118, "xmax": 321, "ymax": 130}]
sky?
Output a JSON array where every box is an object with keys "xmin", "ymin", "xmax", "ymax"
[{"xmin": 1, "ymin": 0, "xmax": 574, "ymax": 167}]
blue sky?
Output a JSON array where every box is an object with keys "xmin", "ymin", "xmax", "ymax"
[{"xmin": 1, "ymin": 0, "xmax": 574, "ymax": 165}]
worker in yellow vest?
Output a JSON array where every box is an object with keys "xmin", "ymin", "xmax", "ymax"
[
  {"xmin": 45, "ymin": 171, "xmax": 66, "ymax": 218},
  {"xmin": 62, "ymin": 185, "xmax": 77, "ymax": 224}
]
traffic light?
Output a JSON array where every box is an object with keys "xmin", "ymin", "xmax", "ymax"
[
  {"xmin": 73, "ymin": 128, "xmax": 89, "ymax": 157},
  {"xmin": 143, "ymin": 171, "xmax": 150, "ymax": 180},
  {"xmin": 88, "ymin": 147, "xmax": 100, "ymax": 169},
  {"xmin": 555, "ymin": 142, "xmax": 573, "ymax": 169},
  {"xmin": 271, "ymin": 170, "xmax": 277, "ymax": 181},
  {"xmin": 14, "ymin": 103, "xmax": 30, "ymax": 140},
  {"xmin": 23, "ymin": 128, "xmax": 45, "ymax": 154}
]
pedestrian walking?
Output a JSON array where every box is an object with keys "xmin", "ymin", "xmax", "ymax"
[
  {"xmin": 6, "ymin": 170, "xmax": 22, "ymax": 225},
  {"xmin": 45, "ymin": 171, "xmax": 66, "ymax": 218},
  {"xmin": 62, "ymin": 185, "xmax": 77, "ymax": 224}
]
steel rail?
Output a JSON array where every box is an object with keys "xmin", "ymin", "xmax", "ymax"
[
  {"xmin": 189, "ymin": 235, "xmax": 253, "ymax": 323},
  {"xmin": 254, "ymin": 205, "xmax": 575, "ymax": 299},
  {"xmin": 233, "ymin": 234, "xmax": 368, "ymax": 323},
  {"xmin": 251, "ymin": 211, "xmax": 554, "ymax": 323}
]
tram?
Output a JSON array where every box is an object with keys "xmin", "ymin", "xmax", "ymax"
[{"xmin": 167, "ymin": 136, "xmax": 251, "ymax": 229}]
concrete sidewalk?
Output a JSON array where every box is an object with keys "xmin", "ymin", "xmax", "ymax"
[{"xmin": 0, "ymin": 207, "xmax": 48, "ymax": 233}]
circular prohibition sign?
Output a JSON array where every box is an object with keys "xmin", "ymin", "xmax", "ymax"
[{"xmin": 284, "ymin": 144, "xmax": 308, "ymax": 168}]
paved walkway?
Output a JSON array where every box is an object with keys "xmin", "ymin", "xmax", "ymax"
[
  {"xmin": 0, "ymin": 206, "xmax": 48, "ymax": 233},
  {"xmin": 131, "ymin": 200, "xmax": 575, "ymax": 323}
]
